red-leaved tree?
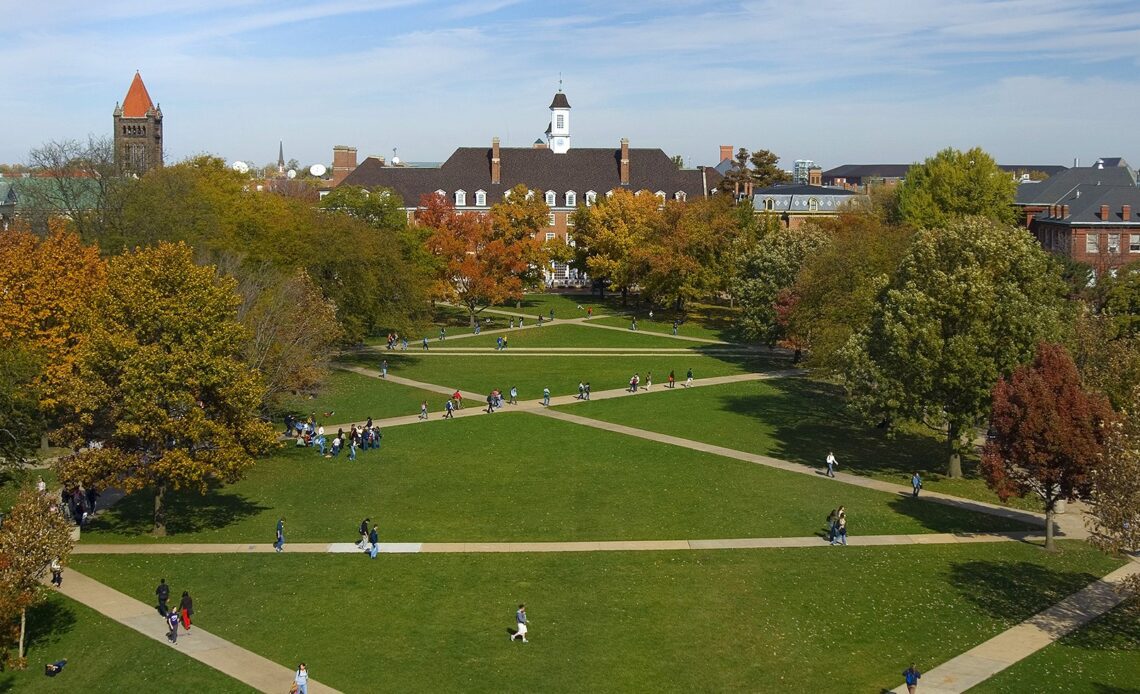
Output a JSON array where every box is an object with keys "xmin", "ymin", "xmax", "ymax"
[{"xmin": 980, "ymin": 342, "xmax": 1114, "ymax": 550}]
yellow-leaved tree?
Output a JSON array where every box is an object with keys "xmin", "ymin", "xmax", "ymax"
[{"xmin": 57, "ymin": 242, "xmax": 277, "ymax": 535}]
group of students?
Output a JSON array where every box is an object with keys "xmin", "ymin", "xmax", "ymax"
[
  {"xmin": 482, "ymin": 387, "xmax": 519, "ymax": 413},
  {"xmin": 826, "ymin": 506, "xmax": 848, "ymax": 545},
  {"xmin": 627, "ymin": 369, "xmax": 692, "ymax": 392},
  {"xmin": 155, "ymin": 578, "xmax": 194, "ymax": 644},
  {"xmin": 356, "ymin": 517, "xmax": 382, "ymax": 558},
  {"xmin": 289, "ymin": 417, "xmax": 383, "ymax": 460},
  {"xmin": 384, "ymin": 332, "xmax": 409, "ymax": 351}
]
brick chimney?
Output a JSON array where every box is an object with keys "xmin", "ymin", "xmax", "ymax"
[
  {"xmin": 808, "ymin": 167, "xmax": 822, "ymax": 186},
  {"xmin": 1124, "ymin": 204, "xmax": 1132, "ymax": 221},
  {"xmin": 620, "ymin": 138, "xmax": 630, "ymax": 186},
  {"xmin": 719, "ymin": 145, "xmax": 733, "ymax": 162},
  {"xmin": 491, "ymin": 137, "xmax": 501, "ymax": 185},
  {"xmin": 1061, "ymin": 204, "xmax": 1070, "ymax": 218},
  {"xmin": 1101, "ymin": 204, "xmax": 1110, "ymax": 220},
  {"xmin": 331, "ymin": 146, "xmax": 357, "ymax": 186}
]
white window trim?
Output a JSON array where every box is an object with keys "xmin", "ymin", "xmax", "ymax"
[
  {"xmin": 545, "ymin": 191, "xmax": 556, "ymax": 207},
  {"xmin": 455, "ymin": 190, "xmax": 467, "ymax": 207},
  {"xmin": 1129, "ymin": 233, "xmax": 1140, "ymax": 253},
  {"xmin": 475, "ymin": 189, "xmax": 487, "ymax": 206},
  {"xmin": 585, "ymin": 190, "xmax": 597, "ymax": 206},
  {"xmin": 547, "ymin": 212, "xmax": 556, "ymax": 226},
  {"xmin": 566, "ymin": 191, "xmax": 576, "ymax": 207}
]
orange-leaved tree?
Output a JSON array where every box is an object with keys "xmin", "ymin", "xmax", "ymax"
[
  {"xmin": 56, "ymin": 242, "xmax": 277, "ymax": 535},
  {"xmin": 421, "ymin": 192, "xmax": 532, "ymax": 326},
  {"xmin": 981, "ymin": 341, "xmax": 1114, "ymax": 550}
]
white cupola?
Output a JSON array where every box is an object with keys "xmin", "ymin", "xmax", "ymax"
[{"xmin": 547, "ymin": 88, "xmax": 571, "ymax": 154}]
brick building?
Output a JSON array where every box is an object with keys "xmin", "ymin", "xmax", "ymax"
[
  {"xmin": 750, "ymin": 182, "xmax": 863, "ymax": 227},
  {"xmin": 1014, "ymin": 159, "xmax": 1135, "ymax": 226},
  {"xmin": 1030, "ymin": 184, "xmax": 1140, "ymax": 276},
  {"xmin": 113, "ymin": 71, "xmax": 163, "ymax": 175},
  {"xmin": 336, "ymin": 89, "xmax": 720, "ymax": 284}
]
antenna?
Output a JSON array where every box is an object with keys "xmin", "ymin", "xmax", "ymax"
[{"xmin": 558, "ymin": 72, "xmax": 563, "ymax": 92}]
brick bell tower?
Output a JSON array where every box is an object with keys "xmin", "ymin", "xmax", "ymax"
[{"xmin": 113, "ymin": 71, "xmax": 163, "ymax": 175}]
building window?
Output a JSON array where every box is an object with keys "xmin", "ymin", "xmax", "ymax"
[
  {"xmin": 545, "ymin": 232, "xmax": 556, "ymax": 241},
  {"xmin": 435, "ymin": 189, "xmax": 446, "ymax": 200},
  {"xmin": 566, "ymin": 217, "xmax": 575, "ymax": 228},
  {"xmin": 1130, "ymin": 234, "xmax": 1140, "ymax": 252},
  {"xmin": 475, "ymin": 190, "xmax": 486, "ymax": 206},
  {"xmin": 545, "ymin": 190, "xmax": 556, "ymax": 207},
  {"xmin": 606, "ymin": 190, "xmax": 614, "ymax": 199},
  {"xmin": 675, "ymin": 191, "xmax": 687, "ymax": 202},
  {"xmin": 655, "ymin": 191, "xmax": 666, "ymax": 203},
  {"xmin": 556, "ymin": 114, "xmax": 565, "ymax": 129},
  {"xmin": 1086, "ymin": 233, "xmax": 1099, "ymax": 254},
  {"xmin": 547, "ymin": 213, "xmax": 556, "ymax": 226},
  {"xmin": 1109, "ymin": 233, "xmax": 1121, "ymax": 254},
  {"xmin": 585, "ymin": 190, "xmax": 596, "ymax": 206},
  {"xmin": 808, "ymin": 198, "xmax": 819, "ymax": 212},
  {"xmin": 566, "ymin": 191, "xmax": 576, "ymax": 207},
  {"xmin": 764, "ymin": 198, "xmax": 775, "ymax": 211},
  {"xmin": 566, "ymin": 234, "xmax": 574, "ymax": 246},
  {"xmin": 455, "ymin": 190, "xmax": 466, "ymax": 207}
]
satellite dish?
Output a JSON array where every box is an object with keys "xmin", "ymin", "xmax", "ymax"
[
  {"xmin": 310, "ymin": 163, "xmax": 327, "ymax": 177},
  {"xmin": 286, "ymin": 169, "xmax": 297, "ymax": 179},
  {"xmin": 231, "ymin": 160, "xmax": 249, "ymax": 174},
  {"xmin": 391, "ymin": 156, "xmax": 401, "ymax": 166}
]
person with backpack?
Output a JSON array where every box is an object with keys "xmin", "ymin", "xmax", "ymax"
[
  {"xmin": 357, "ymin": 518, "xmax": 370, "ymax": 549},
  {"xmin": 903, "ymin": 663, "xmax": 921, "ymax": 693},
  {"xmin": 444, "ymin": 399, "xmax": 454, "ymax": 419},
  {"xmin": 911, "ymin": 472, "xmax": 923, "ymax": 497},
  {"xmin": 155, "ymin": 578, "xmax": 170, "ymax": 615}
]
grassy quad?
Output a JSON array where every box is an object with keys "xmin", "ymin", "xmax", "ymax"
[
  {"xmin": 0, "ymin": 592, "xmax": 250, "ymax": 693},
  {"xmin": 275, "ymin": 369, "xmax": 444, "ymax": 425},
  {"xmin": 558, "ymin": 378, "xmax": 1044, "ymax": 511},
  {"xmin": 79, "ymin": 413, "xmax": 1033, "ymax": 544},
  {"xmin": 338, "ymin": 351, "xmax": 782, "ymax": 399},
  {"xmin": 970, "ymin": 599, "xmax": 1140, "ymax": 693},
  {"xmin": 70, "ymin": 542, "xmax": 1123, "ymax": 693},
  {"xmin": 426, "ymin": 322, "xmax": 731, "ymax": 350}
]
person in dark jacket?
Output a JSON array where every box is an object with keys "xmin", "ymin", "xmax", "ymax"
[
  {"xmin": 179, "ymin": 591, "xmax": 194, "ymax": 632},
  {"xmin": 369, "ymin": 525, "xmax": 380, "ymax": 559},
  {"xmin": 156, "ymin": 578, "xmax": 170, "ymax": 615}
]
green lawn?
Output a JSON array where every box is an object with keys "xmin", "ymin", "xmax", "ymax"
[
  {"xmin": 70, "ymin": 542, "xmax": 1123, "ymax": 693},
  {"xmin": 558, "ymin": 378, "xmax": 1042, "ymax": 511},
  {"xmin": 502, "ymin": 292, "xmax": 609, "ymax": 318},
  {"xmin": 588, "ymin": 313, "xmax": 736, "ymax": 342},
  {"xmin": 338, "ymin": 351, "xmax": 781, "ymax": 398},
  {"xmin": 970, "ymin": 598, "xmax": 1140, "ymax": 693},
  {"xmin": 0, "ymin": 592, "xmax": 250, "ymax": 693},
  {"xmin": 80, "ymin": 413, "xmax": 1032, "ymax": 543},
  {"xmin": 275, "ymin": 369, "xmax": 444, "ymax": 424},
  {"xmin": 447, "ymin": 322, "xmax": 715, "ymax": 350}
]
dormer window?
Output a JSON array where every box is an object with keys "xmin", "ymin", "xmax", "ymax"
[
  {"xmin": 808, "ymin": 197, "xmax": 819, "ymax": 212},
  {"xmin": 585, "ymin": 190, "xmax": 597, "ymax": 206},
  {"xmin": 545, "ymin": 190, "xmax": 556, "ymax": 207},
  {"xmin": 764, "ymin": 198, "xmax": 775, "ymax": 211},
  {"xmin": 475, "ymin": 190, "xmax": 487, "ymax": 206},
  {"xmin": 526, "ymin": 190, "xmax": 535, "ymax": 201},
  {"xmin": 674, "ymin": 191, "xmax": 686, "ymax": 202},
  {"xmin": 606, "ymin": 190, "xmax": 614, "ymax": 199},
  {"xmin": 455, "ymin": 190, "xmax": 467, "ymax": 207},
  {"xmin": 655, "ymin": 191, "xmax": 666, "ymax": 203},
  {"xmin": 566, "ymin": 191, "xmax": 576, "ymax": 207}
]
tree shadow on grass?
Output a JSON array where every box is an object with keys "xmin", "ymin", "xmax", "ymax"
[
  {"xmin": 885, "ymin": 496, "xmax": 1040, "ymax": 534},
  {"xmin": 1062, "ymin": 599, "xmax": 1140, "ymax": 651},
  {"xmin": 948, "ymin": 560, "xmax": 1107, "ymax": 626},
  {"xmin": 23, "ymin": 597, "xmax": 79, "ymax": 652},
  {"xmin": 85, "ymin": 482, "xmax": 268, "ymax": 538}
]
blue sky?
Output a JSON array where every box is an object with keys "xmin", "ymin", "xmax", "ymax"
[{"xmin": 4, "ymin": 0, "xmax": 1140, "ymax": 170}]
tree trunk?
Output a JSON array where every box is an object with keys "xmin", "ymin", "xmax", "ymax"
[
  {"xmin": 1044, "ymin": 502, "xmax": 1056, "ymax": 552},
  {"xmin": 18, "ymin": 606, "xmax": 26, "ymax": 659},
  {"xmin": 469, "ymin": 309, "xmax": 477, "ymax": 328},
  {"xmin": 154, "ymin": 483, "xmax": 167, "ymax": 536},
  {"xmin": 946, "ymin": 422, "xmax": 963, "ymax": 478},
  {"xmin": 621, "ymin": 287, "xmax": 628, "ymax": 306}
]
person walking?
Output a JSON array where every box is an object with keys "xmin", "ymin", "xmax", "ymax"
[
  {"xmin": 542, "ymin": 387, "xmax": 551, "ymax": 407},
  {"xmin": 294, "ymin": 663, "xmax": 309, "ymax": 694},
  {"xmin": 672, "ymin": 319, "xmax": 679, "ymax": 336},
  {"xmin": 380, "ymin": 360, "xmax": 388, "ymax": 378},
  {"xmin": 510, "ymin": 317, "xmax": 515, "ymax": 329},
  {"xmin": 357, "ymin": 518, "xmax": 371, "ymax": 549},
  {"xmin": 167, "ymin": 609, "xmax": 180, "ymax": 644},
  {"xmin": 485, "ymin": 392, "xmax": 495, "ymax": 414},
  {"xmin": 444, "ymin": 399, "xmax": 454, "ymax": 419},
  {"xmin": 419, "ymin": 401, "xmax": 429, "ymax": 420},
  {"xmin": 668, "ymin": 370, "xmax": 675, "ymax": 388},
  {"xmin": 911, "ymin": 472, "xmax": 922, "ymax": 498},
  {"xmin": 511, "ymin": 603, "xmax": 529, "ymax": 643},
  {"xmin": 518, "ymin": 316, "xmax": 524, "ymax": 328},
  {"xmin": 439, "ymin": 327, "xmax": 446, "ymax": 341},
  {"xmin": 833, "ymin": 512, "xmax": 848, "ymax": 546},
  {"xmin": 156, "ymin": 578, "xmax": 170, "ymax": 615},
  {"xmin": 684, "ymin": 368, "xmax": 693, "ymax": 388},
  {"xmin": 577, "ymin": 381, "xmax": 586, "ymax": 400},
  {"xmin": 584, "ymin": 382, "xmax": 591, "ymax": 400},
  {"xmin": 36, "ymin": 475, "xmax": 46, "ymax": 493},
  {"xmin": 903, "ymin": 663, "xmax": 921, "ymax": 693},
  {"xmin": 50, "ymin": 558, "xmax": 63, "ymax": 587},
  {"xmin": 369, "ymin": 525, "xmax": 380, "ymax": 559},
  {"xmin": 825, "ymin": 451, "xmax": 838, "ymax": 478},
  {"xmin": 275, "ymin": 517, "xmax": 286, "ymax": 552},
  {"xmin": 179, "ymin": 591, "xmax": 194, "ymax": 632},
  {"xmin": 349, "ymin": 439, "xmax": 357, "ymax": 461},
  {"xmin": 509, "ymin": 386, "xmax": 518, "ymax": 405},
  {"xmin": 645, "ymin": 371, "xmax": 652, "ymax": 391},
  {"xmin": 630, "ymin": 318, "xmax": 638, "ymax": 331},
  {"xmin": 587, "ymin": 306, "xmax": 593, "ymax": 319},
  {"xmin": 422, "ymin": 336, "xmax": 429, "ymax": 351},
  {"xmin": 453, "ymin": 389, "xmax": 464, "ymax": 409},
  {"xmin": 826, "ymin": 508, "xmax": 839, "ymax": 544}
]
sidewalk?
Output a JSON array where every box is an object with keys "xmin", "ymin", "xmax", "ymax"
[
  {"xmin": 53, "ymin": 570, "xmax": 343, "ymax": 694},
  {"xmin": 889, "ymin": 557, "xmax": 1140, "ymax": 693}
]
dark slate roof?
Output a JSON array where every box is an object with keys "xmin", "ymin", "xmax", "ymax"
[
  {"xmin": 1015, "ymin": 166, "xmax": 1136, "ymax": 205},
  {"xmin": 549, "ymin": 92, "xmax": 570, "ymax": 109},
  {"xmin": 997, "ymin": 164, "xmax": 1069, "ymax": 177},
  {"xmin": 340, "ymin": 146, "xmax": 721, "ymax": 207},
  {"xmin": 751, "ymin": 183, "xmax": 862, "ymax": 213},
  {"xmin": 752, "ymin": 183, "xmax": 858, "ymax": 197},
  {"xmin": 1034, "ymin": 184, "xmax": 1140, "ymax": 226},
  {"xmin": 821, "ymin": 164, "xmax": 911, "ymax": 180},
  {"xmin": 1096, "ymin": 157, "xmax": 1127, "ymax": 168}
]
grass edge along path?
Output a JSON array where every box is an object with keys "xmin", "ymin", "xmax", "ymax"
[
  {"xmin": 50, "ymin": 570, "xmax": 343, "ymax": 694},
  {"xmin": 890, "ymin": 557, "xmax": 1140, "ymax": 694}
]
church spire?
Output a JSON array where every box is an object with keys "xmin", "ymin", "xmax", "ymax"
[
  {"xmin": 121, "ymin": 71, "xmax": 155, "ymax": 117},
  {"xmin": 278, "ymin": 140, "xmax": 285, "ymax": 174}
]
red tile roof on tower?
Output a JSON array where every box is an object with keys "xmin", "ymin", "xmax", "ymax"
[{"xmin": 121, "ymin": 71, "xmax": 155, "ymax": 118}]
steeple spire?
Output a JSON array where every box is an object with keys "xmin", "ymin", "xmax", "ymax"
[
  {"xmin": 278, "ymin": 140, "xmax": 285, "ymax": 174},
  {"xmin": 121, "ymin": 71, "xmax": 155, "ymax": 117}
]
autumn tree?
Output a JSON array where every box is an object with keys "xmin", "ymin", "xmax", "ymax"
[
  {"xmin": 0, "ymin": 342, "xmax": 43, "ymax": 469},
  {"xmin": 1066, "ymin": 306, "xmax": 1140, "ymax": 410},
  {"xmin": 980, "ymin": 342, "xmax": 1113, "ymax": 550},
  {"xmin": 57, "ymin": 242, "xmax": 277, "ymax": 535},
  {"xmin": 789, "ymin": 210, "xmax": 913, "ymax": 372},
  {"xmin": 571, "ymin": 189, "xmax": 661, "ymax": 302},
  {"xmin": 1087, "ymin": 386, "xmax": 1140, "ymax": 594},
  {"xmin": 895, "ymin": 146, "xmax": 1018, "ymax": 228},
  {"xmin": 843, "ymin": 216, "xmax": 1066, "ymax": 477},
  {"xmin": 488, "ymin": 184, "xmax": 551, "ymax": 294},
  {"xmin": 421, "ymin": 193, "xmax": 530, "ymax": 325},
  {"xmin": 0, "ymin": 488, "xmax": 74, "ymax": 666}
]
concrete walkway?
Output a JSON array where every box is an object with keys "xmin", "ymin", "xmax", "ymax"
[
  {"xmin": 72, "ymin": 531, "xmax": 1045, "ymax": 555},
  {"xmin": 889, "ymin": 557, "xmax": 1140, "ymax": 694},
  {"xmin": 53, "ymin": 570, "xmax": 342, "ymax": 693}
]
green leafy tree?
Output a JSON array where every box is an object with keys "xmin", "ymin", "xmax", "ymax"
[
  {"xmin": 57, "ymin": 242, "xmax": 278, "ymax": 535},
  {"xmin": 1088, "ymin": 386, "xmax": 1140, "ymax": 594},
  {"xmin": 895, "ymin": 146, "xmax": 1018, "ymax": 228},
  {"xmin": 748, "ymin": 149, "xmax": 790, "ymax": 188},
  {"xmin": 1101, "ymin": 261, "xmax": 1140, "ymax": 338},
  {"xmin": 733, "ymin": 224, "xmax": 830, "ymax": 346},
  {"xmin": 0, "ymin": 342, "xmax": 43, "ymax": 470},
  {"xmin": 843, "ymin": 216, "xmax": 1066, "ymax": 477},
  {"xmin": 0, "ymin": 487, "xmax": 74, "ymax": 666},
  {"xmin": 1067, "ymin": 307, "xmax": 1140, "ymax": 410}
]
